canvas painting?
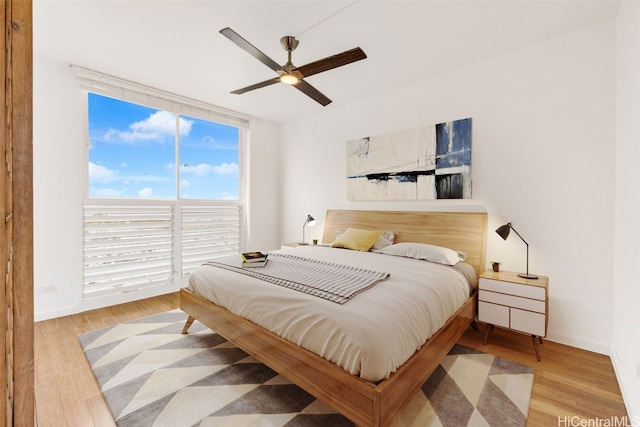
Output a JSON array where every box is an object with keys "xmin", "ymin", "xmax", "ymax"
[{"xmin": 346, "ymin": 117, "xmax": 471, "ymax": 200}]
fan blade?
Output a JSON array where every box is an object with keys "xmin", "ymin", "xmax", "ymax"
[
  {"xmin": 230, "ymin": 77, "xmax": 281, "ymax": 95},
  {"xmin": 296, "ymin": 47, "xmax": 366, "ymax": 78},
  {"xmin": 220, "ymin": 27, "xmax": 282, "ymax": 72},
  {"xmin": 294, "ymin": 80, "xmax": 332, "ymax": 106}
]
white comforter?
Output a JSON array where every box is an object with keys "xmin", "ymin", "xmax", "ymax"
[{"xmin": 187, "ymin": 245, "xmax": 470, "ymax": 383}]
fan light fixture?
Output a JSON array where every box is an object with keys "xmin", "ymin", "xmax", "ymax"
[
  {"xmin": 280, "ymin": 73, "xmax": 299, "ymax": 85},
  {"xmin": 495, "ymin": 222, "xmax": 538, "ymax": 279},
  {"xmin": 301, "ymin": 214, "xmax": 316, "ymax": 245}
]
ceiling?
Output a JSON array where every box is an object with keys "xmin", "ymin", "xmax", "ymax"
[{"xmin": 34, "ymin": 0, "xmax": 620, "ymax": 124}]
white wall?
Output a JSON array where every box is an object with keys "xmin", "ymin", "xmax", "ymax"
[
  {"xmin": 32, "ymin": 58, "xmax": 281, "ymax": 320},
  {"xmin": 245, "ymin": 119, "xmax": 281, "ymax": 252},
  {"xmin": 613, "ymin": 1, "xmax": 640, "ymax": 420},
  {"xmin": 33, "ymin": 58, "xmax": 86, "ymax": 319},
  {"xmin": 279, "ymin": 23, "xmax": 616, "ymax": 355}
]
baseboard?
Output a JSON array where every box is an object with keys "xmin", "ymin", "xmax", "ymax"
[
  {"xmin": 546, "ymin": 330, "xmax": 611, "ymax": 356},
  {"xmin": 81, "ymin": 284, "xmax": 180, "ymax": 312},
  {"xmin": 611, "ymin": 346, "xmax": 640, "ymax": 424},
  {"xmin": 34, "ymin": 305, "xmax": 83, "ymax": 322},
  {"xmin": 34, "ymin": 284, "xmax": 180, "ymax": 322}
]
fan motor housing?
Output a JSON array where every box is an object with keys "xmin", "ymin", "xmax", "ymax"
[{"xmin": 280, "ymin": 36, "xmax": 299, "ymax": 52}]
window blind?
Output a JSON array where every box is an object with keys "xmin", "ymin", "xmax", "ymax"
[{"xmin": 70, "ymin": 64, "xmax": 254, "ymax": 129}]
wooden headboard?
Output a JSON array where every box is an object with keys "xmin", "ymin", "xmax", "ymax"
[{"xmin": 322, "ymin": 210, "xmax": 488, "ymax": 277}]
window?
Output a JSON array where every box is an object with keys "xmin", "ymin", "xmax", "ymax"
[
  {"xmin": 179, "ymin": 115, "xmax": 240, "ymax": 200},
  {"xmin": 88, "ymin": 93, "xmax": 240, "ymax": 200},
  {"xmin": 74, "ymin": 66, "xmax": 250, "ymax": 300}
]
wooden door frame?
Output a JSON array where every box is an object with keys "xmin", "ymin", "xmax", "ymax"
[{"xmin": 2, "ymin": 1, "xmax": 34, "ymax": 426}]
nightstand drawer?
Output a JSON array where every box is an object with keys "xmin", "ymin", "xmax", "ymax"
[
  {"xmin": 511, "ymin": 308, "xmax": 546, "ymax": 336},
  {"xmin": 479, "ymin": 290, "xmax": 546, "ymax": 313},
  {"xmin": 479, "ymin": 278, "xmax": 545, "ymax": 300},
  {"xmin": 478, "ymin": 301, "xmax": 509, "ymax": 328}
]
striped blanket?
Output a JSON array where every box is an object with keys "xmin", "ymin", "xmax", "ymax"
[{"xmin": 204, "ymin": 252, "xmax": 390, "ymax": 304}]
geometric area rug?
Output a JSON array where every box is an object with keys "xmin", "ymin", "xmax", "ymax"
[{"xmin": 78, "ymin": 309, "xmax": 534, "ymax": 427}]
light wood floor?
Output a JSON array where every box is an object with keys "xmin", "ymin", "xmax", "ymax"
[{"xmin": 34, "ymin": 292, "xmax": 628, "ymax": 427}]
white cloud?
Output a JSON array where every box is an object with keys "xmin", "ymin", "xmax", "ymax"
[
  {"xmin": 89, "ymin": 162, "xmax": 170, "ymax": 187},
  {"xmin": 180, "ymin": 180, "xmax": 191, "ymax": 188},
  {"xmin": 219, "ymin": 192, "xmax": 239, "ymax": 200},
  {"xmin": 213, "ymin": 162, "xmax": 239, "ymax": 175},
  {"xmin": 128, "ymin": 174, "xmax": 171, "ymax": 183},
  {"xmin": 138, "ymin": 187, "xmax": 154, "ymax": 197},
  {"xmin": 201, "ymin": 135, "xmax": 238, "ymax": 150},
  {"xmin": 181, "ymin": 163, "xmax": 214, "ymax": 176},
  {"xmin": 90, "ymin": 187, "xmax": 127, "ymax": 197},
  {"xmin": 103, "ymin": 111, "xmax": 193, "ymax": 143},
  {"xmin": 89, "ymin": 162, "xmax": 117, "ymax": 183},
  {"xmin": 181, "ymin": 162, "xmax": 238, "ymax": 176}
]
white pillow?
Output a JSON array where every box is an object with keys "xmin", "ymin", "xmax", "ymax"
[
  {"xmin": 371, "ymin": 230, "xmax": 395, "ymax": 252},
  {"xmin": 379, "ymin": 242, "xmax": 464, "ymax": 266}
]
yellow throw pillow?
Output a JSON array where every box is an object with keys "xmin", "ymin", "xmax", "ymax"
[{"xmin": 330, "ymin": 228, "xmax": 383, "ymax": 252}]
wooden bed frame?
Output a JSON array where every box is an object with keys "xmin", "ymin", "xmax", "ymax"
[{"xmin": 181, "ymin": 210, "xmax": 487, "ymax": 426}]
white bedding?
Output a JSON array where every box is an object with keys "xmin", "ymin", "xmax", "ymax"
[{"xmin": 187, "ymin": 245, "xmax": 470, "ymax": 383}]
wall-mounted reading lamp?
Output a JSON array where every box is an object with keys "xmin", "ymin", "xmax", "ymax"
[
  {"xmin": 301, "ymin": 214, "xmax": 316, "ymax": 245},
  {"xmin": 495, "ymin": 222, "xmax": 538, "ymax": 279}
]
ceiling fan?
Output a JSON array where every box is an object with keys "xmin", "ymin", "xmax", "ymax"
[{"xmin": 220, "ymin": 27, "xmax": 367, "ymax": 106}]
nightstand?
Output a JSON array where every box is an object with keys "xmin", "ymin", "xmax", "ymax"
[
  {"xmin": 282, "ymin": 242, "xmax": 323, "ymax": 249},
  {"xmin": 478, "ymin": 270, "xmax": 549, "ymax": 361},
  {"xmin": 280, "ymin": 242, "xmax": 308, "ymax": 248}
]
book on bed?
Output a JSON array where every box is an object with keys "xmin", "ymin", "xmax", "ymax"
[
  {"xmin": 241, "ymin": 251, "xmax": 267, "ymax": 262},
  {"xmin": 242, "ymin": 259, "xmax": 268, "ymax": 268}
]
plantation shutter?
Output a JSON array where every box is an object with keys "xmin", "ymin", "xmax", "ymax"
[
  {"xmin": 83, "ymin": 202, "xmax": 174, "ymax": 298},
  {"xmin": 181, "ymin": 204, "xmax": 241, "ymax": 284},
  {"xmin": 83, "ymin": 201, "xmax": 243, "ymax": 298}
]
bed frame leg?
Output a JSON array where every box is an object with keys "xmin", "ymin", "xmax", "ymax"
[{"xmin": 181, "ymin": 316, "xmax": 196, "ymax": 334}]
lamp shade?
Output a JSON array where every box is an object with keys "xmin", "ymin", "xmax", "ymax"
[
  {"xmin": 305, "ymin": 215, "xmax": 316, "ymax": 227},
  {"xmin": 495, "ymin": 223, "xmax": 512, "ymax": 240}
]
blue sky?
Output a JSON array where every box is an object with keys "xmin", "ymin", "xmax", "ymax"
[{"xmin": 88, "ymin": 93, "xmax": 239, "ymax": 200}]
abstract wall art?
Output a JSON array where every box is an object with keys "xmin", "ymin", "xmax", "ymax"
[{"xmin": 346, "ymin": 117, "xmax": 472, "ymax": 200}]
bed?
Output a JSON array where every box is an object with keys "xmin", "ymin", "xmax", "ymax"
[{"xmin": 180, "ymin": 209, "xmax": 487, "ymax": 426}]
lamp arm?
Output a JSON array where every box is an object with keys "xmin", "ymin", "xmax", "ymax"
[
  {"xmin": 508, "ymin": 225, "xmax": 529, "ymax": 246},
  {"xmin": 510, "ymin": 225, "xmax": 530, "ymax": 276},
  {"xmin": 302, "ymin": 220, "xmax": 307, "ymax": 244}
]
